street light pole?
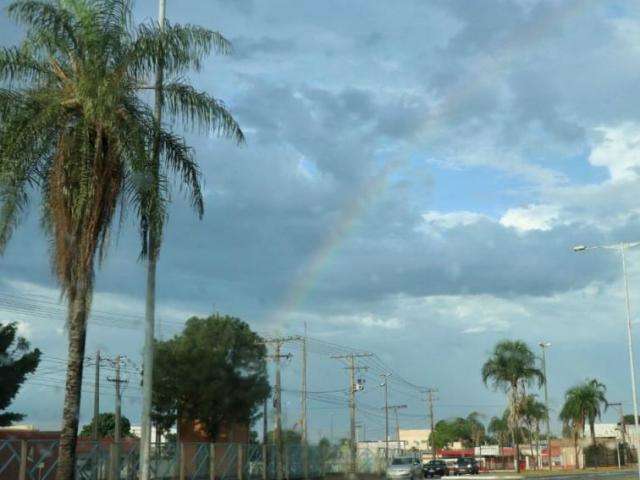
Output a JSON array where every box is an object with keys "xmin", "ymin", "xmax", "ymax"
[
  {"xmin": 574, "ymin": 242, "xmax": 640, "ymax": 479},
  {"xmin": 539, "ymin": 342, "xmax": 552, "ymax": 471}
]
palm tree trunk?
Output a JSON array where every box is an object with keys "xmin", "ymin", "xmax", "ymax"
[
  {"xmin": 510, "ymin": 386, "xmax": 520, "ymax": 473},
  {"xmin": 573, "ymin": 430, "xmax": 579, "ymax": 470},
  {"xmin": 535, "ymin": 423, "xmax": 541, "ymax": 469},
  {"xmin": 56, "ymin": 287, "xmax": 90, "ymax": 480}
]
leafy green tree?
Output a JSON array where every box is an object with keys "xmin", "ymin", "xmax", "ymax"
[
  {"xmin": 152, "ymin": 314, "xmax": 270, "ymax": 440},
  {"xmin": 267, "ymin": 429, "xmax": 302, "ymax": 445},
  {"xmin": 0, "ymin": 0, "xmax": 242, "ymax": 476},
  {"xmin": 481, "ymin": 340, "xmax": 544, "ymax": 472},
  {"xmin": 0, "ymin": 322, "xmax": 40, "ymax": 426},
  {"xmin": 488, "ymin": 414, "xmax": 510, "ymax": 452},
  {"xmin": 79, "ymin": 413, "xmax": 131, "ymax": 438},
  {"xmin": 430, "ymin": 415, "xmax": 484, "ymax": 449},
  {"xmin": 467, "ymin": 411, "xmax": 485, "ymax": 447},
  {"xmin": 519, "ymin": 395, "xmax": 548, "ymax": 469}
]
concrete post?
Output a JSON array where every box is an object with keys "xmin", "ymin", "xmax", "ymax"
[
  {"xmin": 262, "ymin": 444, "xmax": 268, "ymax": 480},
  {"xmin": 180, "ymin": 443, "xmax": 186, "ymax": 480},
  {"xmin": 18, "ymin": 440, "xmax": 27, "ymax": 480},
  {"xmin": 108, "ymin": 443, "xmax": 117, "ymax": 480},
  {"xmin": 210, "ymin": 444, "xmax": 216, "ymax": 480},
  {"xmin": 237, "ymin": 444, "xmax": 244, "ymax": 480}
]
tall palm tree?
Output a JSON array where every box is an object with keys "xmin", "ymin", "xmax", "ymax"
[
  {"xmin": 482, "ymin": 340, "xmax": 545, "ymax": 473},
  {"xmin": 0, "ymin": 1, "xmax": 242, "ymax": 478},
  {"xmin": 559, "ymin": 379, "xmax": 607, "ymax": 469}
]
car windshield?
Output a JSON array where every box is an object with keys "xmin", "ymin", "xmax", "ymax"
[
  {"xmin": 392, "ymin": 458, "xmax": 413, "ymax": 465},
  {"xmin": 458, "ymin": 458, "xmax": 474, "ymax": 464}
]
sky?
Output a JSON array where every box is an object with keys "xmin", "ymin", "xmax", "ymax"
[{"xmin": 3, "ymin": 0, "xmax": 640, "ymax": 442}]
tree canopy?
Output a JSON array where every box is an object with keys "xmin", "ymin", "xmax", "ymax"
[
  {"xmin": 79, "ymin": 413, "xmax": 132, "ymax": 438},
  {"xmin": 152, "ymin": 314, "xmax": 270, "ymax": 440},
  {"xmin": 0, "ymin": 322, "xmax": 40, "ymax": 426},
  {"xmin": 430, "ymin": 413, "xmax": 486, "ymax": 449}
]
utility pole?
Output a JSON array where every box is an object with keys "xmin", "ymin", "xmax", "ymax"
[
  {"xmin": 264, "ymin": 337, "xmax": 296, "ymax": 480},
  {"xmin": 301, "ymin": 325, "xmax": 309, "ymax": 480},
  {"xmin": 108, "ymin": 355, "xmax": 127, "ymax": 480},
  {"xmin": 92, "ymin": 351, "xmax": 100, "ymax": 480},
  {"xmin": 331, "ymin": 352, "xmax": 372, "ymax": 478},
  {"xmin": 380, "ymin": 374, "xmax": 392, "ymax": 465},
  {"xmin": 539, "ymin": 342, "xmax": 552, "ymax": 471},
  {"xmin": 93, "ymin": 350, "xmax": 100, "ymax": 441},
  {"xmin": 423, "ymin": 389, "xmax": 437, "ymax": 460},
  {"xmin": 387, "ymin": 405, "xmax": 407, "ymax": 443}
]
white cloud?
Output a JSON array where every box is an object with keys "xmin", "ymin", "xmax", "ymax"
[
  {"xmin": 421, "ymin": 210, "xmax": 488, "ymax": 230},
  {"xmin": 589, "ymin": 124, "xmax": 640, "ymax": 182},
  {"xmin": 500, "ymin": 204, "xmax": 560, "ymax": 232}
]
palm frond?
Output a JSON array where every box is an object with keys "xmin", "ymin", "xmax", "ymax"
[
  {"xmin": 124, "ymin": 22, "xmax": 232, "ymax": 78},
  {"xmin": 0, "ymin": 46, "xmax": 53, "ymax": 83},
  {"xmin": 163, "ymin": 82, "xmax": 244, "ymax": 142}
]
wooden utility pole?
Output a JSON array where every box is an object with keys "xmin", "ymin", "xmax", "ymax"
[
  {"xmin": 93, "ymin": 350, "xmax": 100, "ymax": 440},
  {"xmin": 331, "ymin": 352, "xmax": 372, "ymax": 478},
  {"xmin": 264, "ymin": 337, "xmax": 296, "ymax": 480},
  {"xmin": 92, "ymin": 351, "xmax": 101, "ymax": 480}
]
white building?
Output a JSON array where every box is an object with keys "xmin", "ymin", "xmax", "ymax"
[
  {"xmin": 129, "ymin": 425, "xmax": 176, "ymax": 443},
  {"xmin": 398, "ymin": 429, "xmax": 432, "ymax": 451}
]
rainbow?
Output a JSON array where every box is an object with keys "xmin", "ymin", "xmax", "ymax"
[{"xmin": 270, "ymin": 159, "xmax": 402, "ymax": 328}]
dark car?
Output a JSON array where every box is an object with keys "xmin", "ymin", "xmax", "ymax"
[
  {"xmin": 455, "ymin": 458, "xmax": 479, "ymax": 475},
  {"xmin": 423, "ymin": 460, "xmax": 449, "ymax": 478}
]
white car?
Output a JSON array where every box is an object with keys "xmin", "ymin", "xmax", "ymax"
[{"xmin": 386, "ymin": 456, "xmax": 422, "ymax": 480}]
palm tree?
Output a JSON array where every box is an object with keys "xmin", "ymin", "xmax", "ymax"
[
  {"xmin": 559, "ymin": 389, "xmax": 585, "ymax": 469},
  {"xmin": 520, "ymin": 395, "xmax": 548, "ymax": 469},
  {"xmin": 482, "ymin": 340, "xmax": 545, "ymax": 472},
  {"xmin": 559, "ymin": 379, "xmax": 607, "ymax": 469},
  {"xmin": 0, "ymin": 1, "xmax": 242, "ymax": 478}
]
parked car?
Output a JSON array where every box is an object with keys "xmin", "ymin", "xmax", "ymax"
[
  {"xmin": 423, "ymin": 459, "xmax": 449, "ymax": 477},
  {"xmin": 386, "ymin": 456, "xmax": 423, "ymax": 480},
  {"xmin": 455, "ymin": 458, "xmax": 479, "ymax": 475}
]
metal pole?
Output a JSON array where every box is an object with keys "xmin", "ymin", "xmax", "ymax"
[
  {"xmin": 140, "ymin": 0, "xmax": 165, "ymax": 478},
  {"xmin": 540, "ymin": 345, "xmax": 552, "ymax": 471},
  {"xmin": 621, "ymin": 244, "xmax": 640, "ymax": 480}
]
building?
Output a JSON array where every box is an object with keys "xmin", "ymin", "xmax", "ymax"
[
  {"xmin": 398, "ymin": 429, "xmax": 432, "ymax": 451},
  {"xmin": 130, "ymin": 425, "xmax": 176, "ymax": 443}
]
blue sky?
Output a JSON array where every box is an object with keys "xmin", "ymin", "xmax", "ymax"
[{"xmin": 4, "ymin": 0, "xmax": 640, "ymax": 441}]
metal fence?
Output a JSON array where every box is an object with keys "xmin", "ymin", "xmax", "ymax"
[{"xmin": 0, "ymin": 440, "xmax": 391, "ymax": 480}]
